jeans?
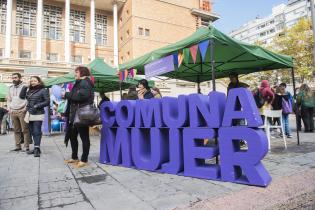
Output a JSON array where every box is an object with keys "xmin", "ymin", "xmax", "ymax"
[
  {"xmin": 301, "ymin": 107, "xmax": 314, "ymax": 132},
  {"xmin": 70, "ymin": 125, "xmax": 90, "ymax": 162},
  {"xmin": 282, "ymin": 114, "xmax": 291, "ymax": 136},
  {"xmin": 29, "ymin": 121, "xmax": 43, "ymax": 147}
]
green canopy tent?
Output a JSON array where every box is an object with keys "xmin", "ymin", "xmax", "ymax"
[
  {"xmin": 44, "ymin": 58, "xmax": 153, "ymax": 94},
  {"xmin": 119, "ymin": 25, "xmax": 300, "ymax": 145},
  {"xmin": 0, "ymin": 83, "xmax": 8, "ymax": 102}
]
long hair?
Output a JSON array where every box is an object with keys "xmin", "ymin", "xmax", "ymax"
[
  {"xmin": 29, "ymin": 76, "xmax": 44, "ymax": 87},
  {"xmin": 152, "ymin": 87, "xmax": 162, "ymax": 97},
  {"xmin": 300, "ymin": 84, "xmax": 312, "ymax": 98}
]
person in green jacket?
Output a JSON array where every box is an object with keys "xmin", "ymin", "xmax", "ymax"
[{"xmin": 297, "ymin": 84, "xmax": 315, "ymax": 133}]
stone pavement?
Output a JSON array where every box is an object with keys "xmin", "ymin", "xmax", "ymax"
[{"xmin": 0, "ymin": 126, "xmax": 314, "ymax": 210}]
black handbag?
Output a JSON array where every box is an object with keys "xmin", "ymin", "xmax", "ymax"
[{"xmin": 74, "ymin": 104, "xmax": 101, "ymax": 126}]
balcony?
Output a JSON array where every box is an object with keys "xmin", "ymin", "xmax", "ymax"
[{"xmin": 191, "ymin": 8, "xmax": 220, "ymax": 22}]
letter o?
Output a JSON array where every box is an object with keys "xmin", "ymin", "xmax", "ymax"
[{"xmin": 116, "ymin": 100, "xmax": 136, "ymax": 127}]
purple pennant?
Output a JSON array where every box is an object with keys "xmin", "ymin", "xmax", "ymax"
[{"xmin": 199, "ymin": 40, "xmax": 209, "ymax": 61}]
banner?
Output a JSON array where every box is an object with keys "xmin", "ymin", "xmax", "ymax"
[{"xmin": 144, "ymin": 55, "xmax": 175, "ymax": 79}]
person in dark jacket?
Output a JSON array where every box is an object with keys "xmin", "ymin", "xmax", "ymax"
[
  {"xmin": 227, "ymin": 73, "xmax": 249, "ymax": 93},
  {"xmin": 127, "ymin": 86, "xmax": 138, "ymax": 100},
  {"xmin": 20, "ymin": 76, "xmax": 50, "ymax": 157},
  {"xmin": 0, "ymin": 106, "xmax": 8, "ymax": 135},
  {"xmin": 98, "ymin": 92, "xmax": 110, "ymax": 108},
  {"xmin": 64, "ymin": 66, "xmax": 94, "ymax": 168},
  {"xmin": 137, "ymin": 79, "xmax": 154, "ymax": 99}
]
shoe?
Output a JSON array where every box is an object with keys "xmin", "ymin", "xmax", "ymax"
[
  {"xmin": 10, "ymin": 148, "xmax": 22, "ymax": 152},
  {"xmin": 75, "ymin": 161, "xmax": 88, "ymax": 168},
  {"xmin": 287, "ymin": 134, "xmax": 293, "ymax": 138},
  {"xmin": 27, "ymin": 150, "xmax": 34, "ymax": 155},
  {"xmin": 34, "ymin": 148, "xmax": 40, "ymax": 157},
  {"xmin": 64, "ymin": 159, "xmax": 79, "ymax": 164}
]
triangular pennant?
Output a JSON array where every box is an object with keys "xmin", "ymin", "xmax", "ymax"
[
  {"xmin": 199, "ymin": 40, "xmax": 209, "ymax": 61},
  {"xmin": 183, "ymin": 48, "xmax": 190, "ymax": 64},
  {"xmin": 90, "ymin": 76, "xmax": 95, "ymax": 84},
  {"xmin": 178, "ymin": 51, "xmax": 184, "ymax": 67},
  {"xmin": 130, "ymin": 69, "xmax": 134, "ymax": 78},
  {"xmin": 189, "ymin": 44, "xmax": 198, "ymax": 64},
  {"xmin": 121, "ymin": 71, "xmax": 125, "ymax": 81},
  {"xmin": 124, "ymin": 70, "xmax": 128, "ymax": 80},
  {"xmin": 134, "ymin": 69, "xmax": 137, "ymax": 78},
  {"xmin": 173, "ymin": 53, "xmax": 178, "ymax": 68},
  {"xmin": 119, "ymin": 72, "xmax": 122, "ymax": 81}
]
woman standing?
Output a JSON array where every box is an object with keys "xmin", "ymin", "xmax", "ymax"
[
  {"xmin": 64, "ymin": 66, "xmax": 94, "ymax": 168},
  {"xmin": 20, "ymin": 76, "xmax": 50, "ymax": 157},
  {"xmin": 297, "ymin": 84, "xmax": 315, "ymax": 132},
  {"xmin": 151, "ymin": 87, "xmax": 162, "ymax": 99},
  {"xmin": 137, "ymin": 79, "xmax": 154, "ymax": 99}
]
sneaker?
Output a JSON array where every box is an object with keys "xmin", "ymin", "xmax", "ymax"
[
  {"xmin": 287, "ymin": 134, "xmax": 293, "ymax": 138},
  {"xmin": 34, "ymin": 148, "xmax": 40, "ymax": 157},
  {"xmin": 10, "ymin": 148, "xmax": 22, "ymax": 152},
  {"xmin": 27, "ymin": 150, "xmax": 34, "ymax": 155},
  {"xmin": 75, "ymin": 161, "xmax": 88, "ymax": 168},
  {"xmin": 64, "ymin": 159, "xmax": 79, "ymax": 164}
]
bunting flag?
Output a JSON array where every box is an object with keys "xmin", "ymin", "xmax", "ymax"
[
  {"xmin": 121, "ymin": 71, "xmax": 125, "ymax": 81},
  {"xmin": 134, "ymin": 69, "xmax": 137, "ymax": 78},
  {"xmin": 173, "ymin": 53, "xmax": 178, "ymax": 68},
  {"xmin": 124, "ymin": 70, "xmax": 128, "ymax": 80},
  {"xmin": 189, "ymin": 44, "xmax": 199, "ymax": 64},
  {"xmin": 130, "ymin": 69, "xmax": 134, "ymax": 78},
  {"xmin": 183, "ymin": 48, "xmax": 190, "ymax": 64},
  {"xmin": 178, "ymin": 51, "xmax": 184, "ymax": 67},
  {"xmin": 119, "ymin": 71, "xmax": 123, "ymax": 81},
  {"xmin": 199, "ymin": 40, "xmax": 209, "ymax": 61}
]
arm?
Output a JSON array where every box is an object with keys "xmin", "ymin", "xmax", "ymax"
[
  {"xmin": 34, "ymin": 89, "xmax": 50, "ymax": 109},
  {"xmin": 65, "ymin": 80, "xmax": 92, "ymax": 103},
  {"xmin": 19, "ymin": 86, "xmax": 28, "ymax": 100}
]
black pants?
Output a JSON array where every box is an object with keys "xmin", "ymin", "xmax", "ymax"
[
  {"xmin": 301, "ymin": 107, "xmax": 314, "ymax": 132},
  {"xmin": 70, "ymin": 125, "xmax": 90, "ymax": 162},
  {"xmin": 29, "ymin": 121, "xmax": 43, "ymax": 147}
]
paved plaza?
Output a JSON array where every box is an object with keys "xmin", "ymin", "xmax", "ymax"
[{"xmin": 0, "ymin": 122, "xmax": 314, "ymax": 210}]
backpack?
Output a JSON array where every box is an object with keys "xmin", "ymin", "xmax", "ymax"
[
  {"xmin": 282, "ymin": 98, "xmax": 292, "ymax": 114},
  {"xmin": 254, "ymin": 90, "xmax": 265, "ymax": 108}
]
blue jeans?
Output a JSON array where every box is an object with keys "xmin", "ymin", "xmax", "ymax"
[
  {"xmin": 282, "ymin": 114, "xmax": 291, "ymax": 136},
  {"xmin": 29, "ymin": 121, "xmax": 43, "ymax": 147}
]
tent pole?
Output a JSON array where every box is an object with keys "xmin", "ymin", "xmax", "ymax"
[
  {"xmin": 291, "ymin": 68, "xmax": 300, "ymax": 145},
  {"xmin": 210, "ymin": 38, "xmax": 219, "ymax": 164},
  {"xmin": 197, "ymin": 76, "xmax": 201, "ymax": 94},
  {"xmin": 210, "ymin": 38, "xmax": 216, "ymax": 91},
  {"xmin": 119, "ymin": 81, "xmax": 123, "ymax": 100}
]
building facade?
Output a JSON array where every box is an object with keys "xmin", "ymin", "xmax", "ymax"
[
  {"xmin": 230, "ymin": 0, "xmax": 314, "ymax": 45},
  {"xmin": 0, "ymin": 0, "xmax": 219, "ymax": 87}
]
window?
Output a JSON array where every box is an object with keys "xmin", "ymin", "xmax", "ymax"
[
  {"xmin": 95, "ymin": 14, "xmax": 107, "ymax": 45},
  {"xmin": 46, "ymin": 53, "xmax": 58, "ymax": 62},
  {"xmin": 16, "ymin": 0, "xmax": 37, "ymax": 37},
  {"xmin": 19, "ymin": 50, "xmax": 31, "ymax": 59},
  {"xmin": 43, "ymin": 4, "xmax": 62, "ymax": 40},
  {"xmin": 71, "ymin": 55, "xmax": 83, "ymax": 64},
  {"xmin": 0, "ymin": 48, "xmax": 3, "ymax": 57},
  {"xmin": 70, "ymin": 10, "xmax": 86, "ymax": 43},
  {"xmin": 0, "ymin": 0, "xmax": 6, "ymax": 34},
  {"xmin": 126, "ymin": 29, "xmax": 130, "ymax": 36},
  {"xmin": 138, "ymin": 27, "xmax": 143, "ymax": 36},
  {"xmin": 145, "ymin": 28, "xmax": 150, "ymax": 36},
  {"xmin": 202, "ymin": 0, "xmax": 211, "ymax": 12}
]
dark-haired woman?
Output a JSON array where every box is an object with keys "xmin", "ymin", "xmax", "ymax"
[
  {"xmin": 64, "ymin": 66, "xmax": 94, "ymax": 168},
  {"xmin": 20, "ymin": 76, "xmax": 50, "ymax": 157},
  {"xmin": 137, "ymin": 79, "xmax": 154, "ymax": 99}
]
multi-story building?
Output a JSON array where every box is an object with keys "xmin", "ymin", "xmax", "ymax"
[
  {"xmin": 0, "ymin": 0, "xmax": 219, "ymax": 86},
  {"xmin": 230, "ymin": 0, "xmax": 314, "ymax": 45}
]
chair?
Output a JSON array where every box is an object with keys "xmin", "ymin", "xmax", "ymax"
[{"xmin": 261, "ymin": 110, "xmax": 287, "ymax": 150}]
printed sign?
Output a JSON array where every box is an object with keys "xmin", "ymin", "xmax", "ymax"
[
  {"xmin": 99, "ymin": 88, "xmax": 271, "ymax": 187},
  {"xmin": 145, "ymin": 55, "xmax": 174, "ymax": 79}
]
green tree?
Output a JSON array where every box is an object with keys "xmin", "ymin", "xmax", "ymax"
[{"xmin": 273, "ymin": 18, "xmax": 314, "ymax": 83}]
